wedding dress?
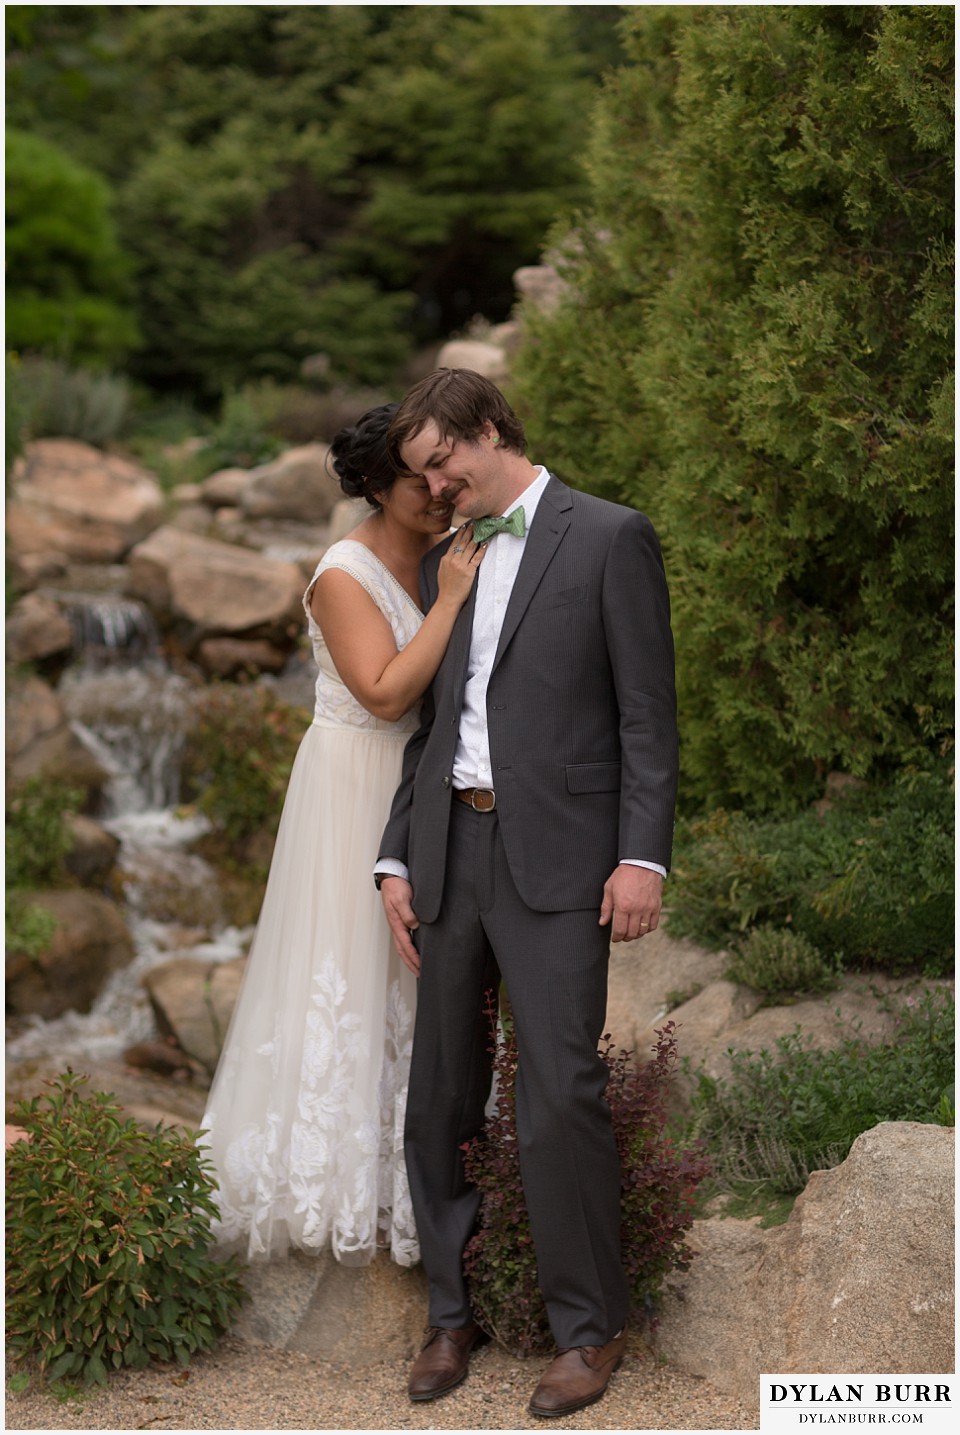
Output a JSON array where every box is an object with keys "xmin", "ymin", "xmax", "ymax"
[{"xmin": 200, "ymin": 540, "xmax": 421, "ymax": 1265}]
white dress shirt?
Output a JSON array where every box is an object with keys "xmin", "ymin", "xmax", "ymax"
[{"xmin": 376, "ymin": 465, "xmax": 666, "ymax": 881}]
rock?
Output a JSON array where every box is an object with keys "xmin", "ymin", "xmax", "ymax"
[
  {"xmin": 123, "ymin": 1038, "xmax": 204, "ymax": 1081},
  {"xmin": 201, "ymin": 467, "xmax": 253, "ymax": 508},
  {"xmin": 241, "ymin": 444, "xmax": 338, "ymax": 524},
  {"xmin": 5, "ymin": 673, "xmax": 108, "ymax": 796},
  {"xmin": 5, "ymin": 591, "xmax": 73, "ymax": 664},
  {"xmin": 435, "ymin": 339, "xmax": 510, "ymax": 383},
  {"xmin": 6, "ymin": 890, "xmax": 134, "ymax": 1019},
  {"xmin": 6, "ymin": 439, "xmax": 164, "ymax": 563},
  {"xmin": 513, "ymin": 263, "xmax": 569, "ymax": 315},
  {"xmin": 126, "ymin": 526, "xmax": 304, "ymax": 640},
  {"xmin": 197, "ymin": 637, "xmax": 289, "ymax": 678},
  {"xmin": 326, "ymin": 497, "xmax": 368, "ymax": 544},
  {"xmin": 604, "ymin": 925, "xmax": 728, "ymax": 1057},
  {"xmin": 233, "ymin": 1249, "xmax": 428, "ymax": 1366},
  {"xmin": 64, "ymin": 813, "xmax": 121, "ymax": 887},
  {"xmin": 655, "ymin": 1123, "xmax": 954, "ymax": 1398},
  {"xmin": 171, "ymin": 482, "xmax": 204, "ymax": 504},
  {"xmin": 696, "ymin": 972, "xmax": 929, "ymax": 1086},
  {"xmin": 5, "ymin": 1126, "xmax": 30, "ymax": 1148},
  {"xmin": 9, "ymin": 550, "xmax": 70, "ymax": 589},
  {"xmin": 300, "ymin": 352, "xmax": 332, "ymax": 384},
  {"xmin": 143, "ymin": 955, "xmax": 248, "ymax": 1073}
]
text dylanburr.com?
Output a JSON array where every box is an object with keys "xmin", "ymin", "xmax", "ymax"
[{"xmin": 761, "ymin": 1377, "xmax": 956, "ymax": 1434}]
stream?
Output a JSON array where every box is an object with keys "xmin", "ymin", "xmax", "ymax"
[{"xmin": 5, "ymin": 594, "xmax": 311, "ymax": 1074}]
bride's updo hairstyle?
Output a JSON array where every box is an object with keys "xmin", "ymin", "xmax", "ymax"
[{"xmin": 328, "ymin": 403, "xmax": 400, "ymax": 510}]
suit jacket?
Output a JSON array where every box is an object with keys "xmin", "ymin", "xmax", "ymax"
[{"xmin": 379, "ymin": 474, "xmax": 678, "ymax": 922}]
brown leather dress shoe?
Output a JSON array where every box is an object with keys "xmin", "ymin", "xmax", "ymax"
[
  {"xmin": 408, "ymin": 1321, "xmax": 486, "ymax": 1402},
  {"xmin": 528, "ymin": 1327, "xmax": 628, "ymax": 1417}
]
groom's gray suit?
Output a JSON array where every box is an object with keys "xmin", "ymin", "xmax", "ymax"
[{"xmin": 379, "ymin": 472, "xmax": 678, "ymax": 1348}]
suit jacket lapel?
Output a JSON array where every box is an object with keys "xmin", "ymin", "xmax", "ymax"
[
  {"xmin": 446, "ymin": 579, "xmax": 477, "ymax": 708},
  {"xmin": 492, "ymin": 474, "xmax": 572, "ymax": 672}
]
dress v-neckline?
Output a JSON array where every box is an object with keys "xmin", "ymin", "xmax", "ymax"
[{"xmin": 339, "ymin": 538, "xmax": 425, "ymax": 618}]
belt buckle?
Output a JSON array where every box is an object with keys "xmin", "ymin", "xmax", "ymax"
[{"xmin": 471, "ymin": 788, "xmax": 496, "ymax": 812}]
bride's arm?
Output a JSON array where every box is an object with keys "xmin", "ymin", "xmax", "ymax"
[{"xmin": 310, "ymin": 543, "xmax": 483, "ymax": 722}]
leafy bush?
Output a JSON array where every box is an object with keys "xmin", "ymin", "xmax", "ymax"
[
  {"xmin": 462, "ymin": 1011, "xmax": 710, "ymax": 1356},
  {"xmin": 726, "ymin": 924, "xmax": 841, "ymax": 999},
  {"xmin": 513, "ymin": 5, "xmax": 953, "ymax": 809},
  {"xmin": 668, "ymin": 765, "xmax": 954, "ymax": 976},
  {"xmin": 16, "ymin": 357, "xmax": 131, "ymax": 447},
  {"xmin": 6, "ymin": 129, "xmax": 139, "ymax": 365},
  {"xmin": 5, "ymin": 1072, "xmax": 247, "ymax": 1387},
  {"xmin": 5, "ymin": 778, "xmax": 81, "ymax": 890},
  {"xmin": 5, "ymin": 779, "xmax": 82, "ymax": 958},
  {"xmin": 686, "ymin": 990, "xmax": 955, "ymax": 1195},
  {"xmin": 180, "ymin": 684, "xmax": 306, "ymax": 849}
]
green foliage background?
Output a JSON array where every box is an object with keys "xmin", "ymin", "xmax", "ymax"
[
  {"xmin": 6, "ymin": 3, "xmax": 619, "ymax": 395},
  {"xmin": 512, "ymin": 4, "xmax": 954, "ymax": 810}
]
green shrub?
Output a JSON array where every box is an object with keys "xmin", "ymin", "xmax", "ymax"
[
  {"xmin": 462, "ymin": 1012, "xmax": 710, "ymax": 1355},
  {"xmin": 5, "ymin": 1072, "xmax": 247, "ymax": 1387},
  {"xmin": 513, "ymin": 5, "xmax": 953, "ymax": 809},
  {"xmin": 5, "ymin": 779, "xmax": 82, "ymax": 958},
  {"xmin": 180, "ymin": 684, "xmax": 306, "ymax": 849},
  {"xmin": 5, "ymin": 778, "xmax": 81, "ymax": 890},
  {"xmin": 726, "ymin": 924, "xmax": 841, "ymax": 998},
  {"xmin": 669, "ymin": 764, "xmax": 954, "ymax": 976},
  {"xmin": 6, "ymin": 129, "xmax": 139, "ymax": 365},
  {"xmin": 16, "ymin": 357, "xmax": 131, "ymax": 448},
  {"xmin": 686, "ymin": 990, "xmax": 955, "ymax": 1195}
]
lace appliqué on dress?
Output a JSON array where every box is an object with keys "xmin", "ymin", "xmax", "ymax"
[{"xmin": 205, "ymin": 958, "xmax": 418, "ymax": 1265}]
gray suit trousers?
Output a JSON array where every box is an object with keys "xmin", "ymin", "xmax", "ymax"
[{"xmin": 404, "ymin": 801, "xmax": 629, "ymax": 1349}]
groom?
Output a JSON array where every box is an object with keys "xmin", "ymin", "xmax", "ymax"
[{"xmin": 375, "ymin": 369, "xmax": 678, "ymax": 1417}]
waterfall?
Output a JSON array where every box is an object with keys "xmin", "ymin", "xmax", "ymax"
[
  {"xmin": 6, "ymin": 661, "xmax": 253, "ymax": 1068},
  {"xmin": 59, "ymin": 591, "xmax": 161, "ymax": 670}
]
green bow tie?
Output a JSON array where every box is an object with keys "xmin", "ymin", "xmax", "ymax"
[{"xmin": 472, "ymin": 508, "xmax": 526, "ymax": 544}]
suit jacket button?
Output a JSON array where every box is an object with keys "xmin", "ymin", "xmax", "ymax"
[{"xmin": 441, "ymin": 776, "xmax": 451, "ymax": 787}]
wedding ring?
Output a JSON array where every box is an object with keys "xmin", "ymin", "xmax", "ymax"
[
  {"xmin": 453, "ymin": 546, "xmax": 463, "ymax": 553},
  {"xmin": 640, "ymin": 921, "xmax": 650, "ymax": 929}
]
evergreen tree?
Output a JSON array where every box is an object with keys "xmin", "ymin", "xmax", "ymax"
[
  {"xmin": 513, "ymin": 4, "xmax": 953, "ymax": 811},
  {"xmin": 7, "ymin": 4, "xmax": 624, "ymax": 396}
]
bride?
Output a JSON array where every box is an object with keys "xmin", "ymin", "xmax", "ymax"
[{"xmin": 200, "ymin": 404, "xmax": 484, "ymax": 1265}]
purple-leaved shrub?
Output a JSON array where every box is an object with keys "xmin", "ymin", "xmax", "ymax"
[{"xmin": 462, "ymin": 1003, "xmax": 710, "ymax": 1356}]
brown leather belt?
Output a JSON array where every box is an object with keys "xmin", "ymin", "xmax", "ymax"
[{"xmin": 453, "ymin": 786, "xmax": 497, "ymax": 812}]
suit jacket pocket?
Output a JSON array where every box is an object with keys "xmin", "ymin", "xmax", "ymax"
[
  {"xmin": 565, "ymin": 761, "xmax": 621, "ymax": 794},
  {"xmin": 543, "ymin": 584, "xmax": 588, "ymax": 608}
]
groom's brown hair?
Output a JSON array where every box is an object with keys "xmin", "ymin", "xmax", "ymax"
[{"xmin": 387, "ymin": 368, "xmax": 527, "ymax": 469}]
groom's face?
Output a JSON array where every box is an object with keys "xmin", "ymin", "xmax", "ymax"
[{"xmin": 399, "ymin": 420, "xmax": 505, "ymax": 520}]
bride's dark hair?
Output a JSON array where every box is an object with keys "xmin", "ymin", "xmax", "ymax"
[{"xmin": 328, "ymin": 403, "xmax": 400, "ymax": 509}]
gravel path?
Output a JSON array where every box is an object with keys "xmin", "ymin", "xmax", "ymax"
[{"xmin": 6, "ymin": 1330, "xmax": 757, "ymax": 1431}]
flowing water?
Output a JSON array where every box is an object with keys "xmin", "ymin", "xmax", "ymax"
[{"xmin": 6, "ymin": 603, "xmax": 256, "ymax": 1070}]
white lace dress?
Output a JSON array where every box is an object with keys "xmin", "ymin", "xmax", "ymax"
[{"xmin": 200, "ymin": 540, "xmax": 421, "ymax": 1266}]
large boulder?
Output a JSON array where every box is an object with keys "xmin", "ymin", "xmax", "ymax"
[
  {"xmin": 6, "ymin": 440, "xmax": 164, "ymax": 563},
  {"xmin": 6, "ymin": 890, "xmax": 134, "ymax": 1019},
  {"xmin": 655, "ymin": 1122, "xmax": 954, "ymax": 1399},
  {"xmin": 143, "ymin": 955, "xmax": 248, "ymax": 1074},
  {"xmin": 125, "ymin": 526, "xmax": 304, "ymax": 642},
  {"xmin": 240, "ymin": 444, "xmax": 338, "ymax": 524},
  {"xmin": 5, "ymin": 672, "xmax": 108, "ymax": 797},
  {"xmin": 64, "ymin": 813, "xmax": 121, "ymax": 887},
  {"xmin": 435, "ymin": 339, "xmax": 510, "ymax": 383},
  {"xmin": 5, "ymin": 592, "xmax": 73, "ymax": 665},
  {"xmin": 513, "ymin": 262, "xmax": 569, "ymax": 315}
]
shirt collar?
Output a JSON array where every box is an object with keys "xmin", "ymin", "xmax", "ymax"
[{"xmin": 502, "ymin": 465, "xmax": 550, "ymax": 525}]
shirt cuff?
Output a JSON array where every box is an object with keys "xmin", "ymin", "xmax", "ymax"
[
  {"xmin": 374, "ymin": 858, "xmax": 410, "ymax": 883},
  {"xmin": 620, "ymin": 858, "xmax": 667, "ymax": 880}
]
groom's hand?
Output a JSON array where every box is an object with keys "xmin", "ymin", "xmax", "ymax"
[
  {"xmin": 599, "ymin": 864, "xmax": 663, "ymax": 943},
  {"xmin": 380, "ymin": 877, "xmax": 421, "ymax": 976}
]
